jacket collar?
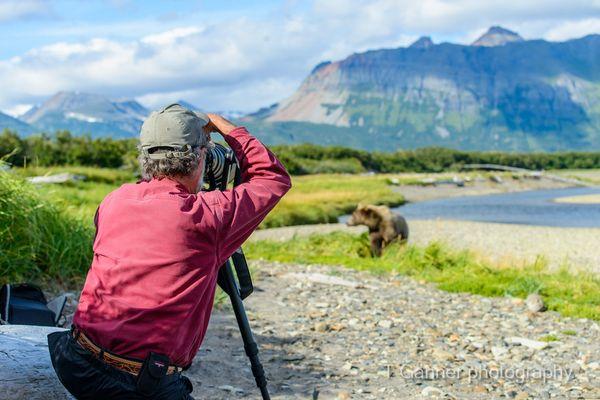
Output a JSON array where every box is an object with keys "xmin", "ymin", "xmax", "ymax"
[{"xmin": 142, "ymin": 178, "xmax": 192, "ymax": 195}]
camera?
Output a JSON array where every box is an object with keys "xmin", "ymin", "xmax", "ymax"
[{"xmin": 203, "ymin": 143, "xmax": 238, "ymax": 191}]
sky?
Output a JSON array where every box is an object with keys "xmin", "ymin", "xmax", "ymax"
[{"xmin": 1, "ymin": 0, "xmax": 599, "ymax": 116}]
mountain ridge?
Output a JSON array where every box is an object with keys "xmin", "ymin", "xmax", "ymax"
[
  {"xmin": 248, "ymin": 28, "xmax": 600, "ymax": 151},
  {"xmin": 2, "ymin": 27, "xmax": 599, "ymax": 152},
  {"xmin": 20, "ymin": 91, "xmax": 150, "ymax": 138}
]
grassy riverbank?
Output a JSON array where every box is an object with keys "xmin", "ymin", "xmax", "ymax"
[
  {"xmin": 244, "ymin": 232, "xmax": 600, "ymax": 320},
  {"xmin": 12, "ymin": 167, "xmax": 405, "ymax": 228},
  {"xmin": 3, "ymin": 168, "xmax": 598, "ymax": 321}
]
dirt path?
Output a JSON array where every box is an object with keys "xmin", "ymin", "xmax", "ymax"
[{"xmin": 187, "ymin": 261, "xmax": 599, "ymax": 399}]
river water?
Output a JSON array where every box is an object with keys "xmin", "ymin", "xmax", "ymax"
[{"xmin": 389, "ymin": 187, "xmax": 600, "ymax": 228}]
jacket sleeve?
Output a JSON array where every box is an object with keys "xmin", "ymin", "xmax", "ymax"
[{"xmin": 203, "ymin": 127, "xmax": 292, "ymax": 265}]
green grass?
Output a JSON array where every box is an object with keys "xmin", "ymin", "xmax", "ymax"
[
  {"xmin": 550, "ymin": 168, "xmax": 600, "ymax": 185},
  {"xmin": 0, "ymin": 170, "xmax": 94, "ymax": 285},
  {"xmin": 262, "ymin": 173, "xmax": 405, "ymax": 227},
  {"xmin": 561, "ymin": 330, "xmax": 577, "ymax": 336},
  {"xmin": 14, "ymin": 167, "xmax": 405, "ymax": 228},
  {"xmin": 14, "ymin": 165, "xmax": 135, "ymax": 185},
  {"xmin": 14, "ymin": 166, "xmax": 136, "ymax": 224},
  {"xmin": 244, "ymin": 232, "xmax": 600, "ymax": 321},
  {"xmin": 539, "ymin": 334, "xmax": 560, "ymax": 342}
]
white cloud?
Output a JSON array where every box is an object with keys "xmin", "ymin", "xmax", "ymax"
[
  {"xmin": 0, "ymin": 0, "xmax": 598, "ymax": 112},
  {"xmin": 0, "ymin": 0, "xmax": 49, "ymax": 22},
  {"xmin": 141, "ymin": 27, "xmax": 203, "ymax": 46},
  {"xmin": 545, "ymin": 18, "xmax": 600, "ymax": 40}
]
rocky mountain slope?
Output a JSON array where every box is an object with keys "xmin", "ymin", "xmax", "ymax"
[
  {"xmin": 20, "ymin": 92, "xmax": 150, "ymax": 138},
  {"xmin": 247, "ymin": 27, "xmax": 600, "ymax": 151}
]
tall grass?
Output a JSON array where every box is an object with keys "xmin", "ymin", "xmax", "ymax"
[
  {"xmin": 0, "ymin": 170, "xmax": 93, "ymax": 285},
  {"xmin": 244, "ymin": 232, "xmax": 600, "ymax": 320},
  {"xmin": 262, "ymin": 174, "xmax": 405, "ymax": 227}
]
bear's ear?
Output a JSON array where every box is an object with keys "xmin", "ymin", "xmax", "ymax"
[
  {"xmin": 356, "ymin": 202, "xmax": 366, "ymax": 210},
  {"xmin": 364, "ymin": 205, "xmax": 382, "ymax": 219}
]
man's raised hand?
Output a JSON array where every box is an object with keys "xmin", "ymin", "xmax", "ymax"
[{"xmin": 204, "ymin": 113, "xmax": 237, "ymax": 136}]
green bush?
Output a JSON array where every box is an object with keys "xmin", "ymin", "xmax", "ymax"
[
  {"xmin": 2, "ymin": 128, "xmax": 599, "ymax": 173},
  {"xmin": 0, "ymin": 170, "xmax": 94, "ymax": 285},
  {"xmin": 0, "ymin": 129, "xmax": 137, "ymax": 169}
]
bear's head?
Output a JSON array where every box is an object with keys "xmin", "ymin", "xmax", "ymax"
[{"xmin": 346, "ymin": 204, "xmax": 381, "ymax": 229}]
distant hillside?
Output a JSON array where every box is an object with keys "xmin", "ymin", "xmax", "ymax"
[
  {"xmin": 21, "ymin": 92, "xmax": 150, "ymax": 138},
  {"xmin": 246, "ymin": 27, "xmax": 600, "ymax": 151},
  {"xmin": 0, "ymin": 112, "xmax": 34, "ymax": 135}
]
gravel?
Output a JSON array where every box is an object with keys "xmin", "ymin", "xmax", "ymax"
[
  {"xmin": 187, "ymin": 261, "xmax": 599, "ymax": 399},
  {"xmin": 6, "ymin": 261, "xmax": 598, "ymax": 399},
  {"xmin": 406, "ymin": 219, "xmax": 600, "ymax": 274}
]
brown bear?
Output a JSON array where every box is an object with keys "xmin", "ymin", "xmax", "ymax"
[{"xmin": 346, "ymin": 204, "xmax": 409, "ymax": 257}]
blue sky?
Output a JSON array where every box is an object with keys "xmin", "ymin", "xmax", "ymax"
[
  {"xmin": 0, "ymin": 1, "xmax": 294, "ymax": 59},
  {"xmin": 1, "ymin": 0, "xmax": 599, "ymax": 115}
]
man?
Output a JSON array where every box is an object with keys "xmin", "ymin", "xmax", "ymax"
[{"xmin": 47, "ymin": 104, "xmax": 292, "ymax": 399}]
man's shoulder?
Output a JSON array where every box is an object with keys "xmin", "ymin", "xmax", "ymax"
[{"xmin": 99, "ymin": 182, "xmax": 139, "ymax": 205}]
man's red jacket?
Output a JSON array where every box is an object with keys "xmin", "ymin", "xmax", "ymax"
[{"xmin": 73, "ymin": 127, "xmax": 291, "ymax": 367}]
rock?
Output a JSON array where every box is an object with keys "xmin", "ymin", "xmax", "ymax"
[
  {"xmin": 505, "ymin": 337, "xmax": 550, "ymax": 350},
  {"xmin": 337, "ymin": 390, "xmax": 351, "ymax": 399},
  {"xmin": 0, "ymin": 325, "xmax": 74, "ymax": 399},
  {"xmin": 330, "ymin": 323, "xmax": 346, "ymax": 331},
  {"xmin": 525, "ymin": 294, "xmax": 546, "ymax": 312},
  {"xmin": 421, "ymin": 386, "xmax": 444, "ymax": 397},
  {"xmin": 27, "ymin": 173, "xmax": 85, "ymax": 184},
  {"xmin": 282, "ymin": 272, "xmax": 375, "ymax": 289},
  {"xmin": 491, "ymin": 346, "xmax": 509, "ymax": 358},
  {"xmin": 514, "ymin": 391, "xmax": 530, "ymax": 400},
  {"xmin": 283, "ymin": 354, "xmax": 305, "ymax": 362},
  {"xmin": 314, "ymin": 322, "xmax": 330, "ymax": 332},
  {"xmin": 342, "ymin": 362, "xmax": 355, "ymax": 371},
  {"xmin": 377, "ymin": 320, "xmax": 393, "ymax": 329},
  {"xmin": 217, "ymin": 385, "xmax": 244, "ymax": 394},
  {"xmin": 490, "ymin": 175, "xmax": 503, "ymax": 183},
  {"xmin": 473, "ymin": 385, "xmax": 488, "ymax": 393},
  {"xmin": 585, "ymin": 361, "xmax": 599, "ymax": 370},
  {"xmin": 432, "ymin": 348, "xmax": 455, "ymax": 362},
  {"xmin": 448, "ymin": 333, "xmax": 460, "ymax": 342}
]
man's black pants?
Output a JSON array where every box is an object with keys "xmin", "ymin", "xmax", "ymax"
[{"xmin": 47, "ymin": 330, "xmax": 194, "ymax": 400}]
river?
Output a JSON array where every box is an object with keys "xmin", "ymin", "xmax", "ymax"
[{"xmin": 390, "ymin": 187, "xmax": 600, "ymax": 228}]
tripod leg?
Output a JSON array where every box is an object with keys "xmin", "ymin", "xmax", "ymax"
[{"xmin": 220, "ymin": 262, "xmax": 270, "ymax": 400}]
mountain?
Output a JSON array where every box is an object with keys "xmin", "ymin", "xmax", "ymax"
[
  {"xmin": 0, "ymin": 111, "xmax": 35, "ymax": 135},
  {"xmin": 246, "ymin": 27, "xmax": 600, "ymax": 151},
  {"xmin": 21, "ymin": 92, "xmax": 150, "ymax": 137},
  {"xmin": 410, "ymin": 36, "xmax": 434, "ymax": 49},
  {"xmin": 472, "ymin": 26, "xmax": 524, "ymax": 47}
]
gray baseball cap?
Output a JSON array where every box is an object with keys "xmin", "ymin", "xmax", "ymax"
[{"xmin": 140, "ymin": 103, "xmax": 210, "ymax": 160}]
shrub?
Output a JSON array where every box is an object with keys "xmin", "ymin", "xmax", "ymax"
[{"xmin": 0, "ymin": 170, "xmax": 94, "ymax": 285}]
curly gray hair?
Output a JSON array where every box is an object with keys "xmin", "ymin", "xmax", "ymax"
[{"xmin": 139, "ymin": 145, "xmax": 208, "ymax": 181}]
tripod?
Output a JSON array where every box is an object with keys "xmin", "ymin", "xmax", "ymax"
[{"xmin": 208, "ymin": 147, "xmax": 270, "ymax": 400}]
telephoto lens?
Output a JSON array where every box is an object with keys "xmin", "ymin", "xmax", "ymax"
[{"xmin": 204, "ymin": 143, "xmax": 237, "ymax": 190}]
